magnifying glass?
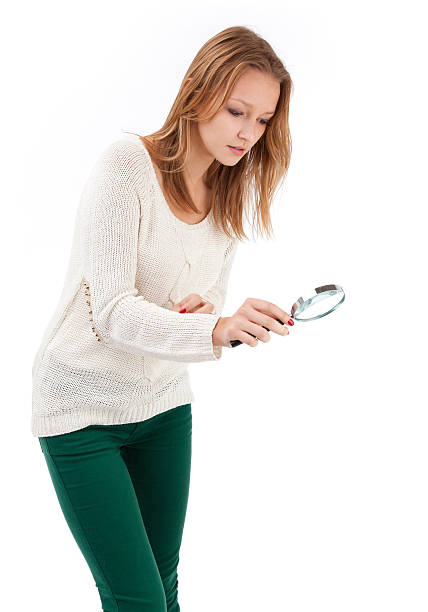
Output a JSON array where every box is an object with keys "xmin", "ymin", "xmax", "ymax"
[{"xmin": 230, "ymin": 283, "xmax": 345, "ymax": 348}]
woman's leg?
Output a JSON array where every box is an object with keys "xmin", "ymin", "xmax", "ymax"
[
  {"xmin": 120, "ymin": 403, "xmax": 192, "ymax": 612},
  {"xmin": 39, "ymin": 419, "xmax": 171, "ymax": 612}
]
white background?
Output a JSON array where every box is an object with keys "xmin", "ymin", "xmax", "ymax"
[{"xmin": 2, "ymin": 1, "xmax": 427, "ymax": 610}]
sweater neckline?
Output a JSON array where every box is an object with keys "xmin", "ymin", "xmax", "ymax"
[{"xmin": 123, "ymin": 132, "xmax": 213, "ymax": 230}]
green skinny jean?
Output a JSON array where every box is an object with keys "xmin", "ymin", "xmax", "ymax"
[{"xmin": 38, "ymin": 403, "xmax": 192, "ymax": 612}]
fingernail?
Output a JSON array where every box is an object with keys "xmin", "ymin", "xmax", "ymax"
[
  {"xmin": 179, "ymin": 308, "xmax": 187, "ymax": 313},
  {"xmin": 288, "ymin": 319, "xmax": 294, "ymax": 326}
]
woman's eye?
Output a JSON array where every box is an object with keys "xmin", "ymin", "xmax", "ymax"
[
  {"xmin": 228, "ymin": 108, "xmax": 270, "ymax": 126},
  {"xmin": 228, "ymin": 108, "xmax": 242, "ymax": 117}
]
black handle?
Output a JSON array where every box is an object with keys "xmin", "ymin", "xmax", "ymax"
[{"xmin": 230, "ymin": 318, "xmax": 286, "ymax": 347}]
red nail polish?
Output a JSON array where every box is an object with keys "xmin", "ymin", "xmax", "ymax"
[
  {"xmin": 179, "ymin": 308, "xmax": 187, "ymax": 313},
  {"xmin": 288, "ymin": 319, "xmax": 294, "ymax": 326}
]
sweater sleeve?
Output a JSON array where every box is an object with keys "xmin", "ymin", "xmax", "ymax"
[
  {"xmin": 200, "ymin": 239, "xmax": 238, "ymax": 359},
  {"xmin": 81, "ymin": 143, "xmax": 223, "ymax": 363},
  {"xmin": 200, "ymin": 238, "xmax": 238, "ymax": 316}
]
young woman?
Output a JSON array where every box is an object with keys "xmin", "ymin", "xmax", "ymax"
[{"xmin": 32, "ymin": 25, "xmax": 294, "ymax": 612}]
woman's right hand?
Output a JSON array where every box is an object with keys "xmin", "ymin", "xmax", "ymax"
[{"xmin": 212, "ymin": 297, "xmax": 294, "ymax": 348}]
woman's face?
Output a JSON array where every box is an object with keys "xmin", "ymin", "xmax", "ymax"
[{"xmin": 197, "ymin": 68, "xmax": 280, "ymax": 165}]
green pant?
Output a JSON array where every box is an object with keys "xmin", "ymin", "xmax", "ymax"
[{"xmin": 38, "ymin": 403, "xmax": 192, "ymax": 612}]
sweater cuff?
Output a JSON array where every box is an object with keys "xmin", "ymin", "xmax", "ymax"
[
  {"xmin": 213, "ymin": 344, "xmax": 223, "ymax": 359},
  {"xmin": 198, "ymin": 312, "xmax": 223, "ymax": 361}
]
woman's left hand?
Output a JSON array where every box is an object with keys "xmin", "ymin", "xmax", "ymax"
[{"xmin": 172, "ymin": 293, "xmax": 215, "ymax": 314}]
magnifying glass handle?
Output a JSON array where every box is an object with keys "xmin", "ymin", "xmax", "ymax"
[{"xmin": 229, "ymin": 318, "xmax": 285, "ymax": 348}]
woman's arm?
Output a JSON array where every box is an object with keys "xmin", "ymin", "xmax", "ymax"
[
  {"xmin": 81, "ymin": 143, "xmax": 223, "ymax": 363},
  {"xmin": 199, "ymin": 239, "xmax": 238, "ymax": 316}
]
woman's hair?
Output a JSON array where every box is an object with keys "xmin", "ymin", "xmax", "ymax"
[{"xmin": 138, "ymin": 25, "xmax": 293, "ymax": 241}]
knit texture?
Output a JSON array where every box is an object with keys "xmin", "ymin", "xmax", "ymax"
[{"xmin": 31, "ymin": 132, "xmax": 238, "ymax": 437}]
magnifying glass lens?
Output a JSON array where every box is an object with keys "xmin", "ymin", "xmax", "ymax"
[{"xmin": 294, "ymin": 289, "xmax": 344, "ymax": 321}]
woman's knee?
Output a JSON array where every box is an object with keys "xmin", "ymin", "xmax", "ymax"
[{"xmin": 105, "ymin": 590, "xmax": 167, "ymax": 612}]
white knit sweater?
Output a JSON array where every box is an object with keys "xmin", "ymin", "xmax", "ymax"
[{"xmin": 31, "ymin": 132, "xmax": 238, "ymax": 437}]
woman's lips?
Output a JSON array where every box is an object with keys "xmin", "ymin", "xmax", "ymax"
[{"xmin": 228, "ymin": 145, "xmax": 245, "ymax": 156}]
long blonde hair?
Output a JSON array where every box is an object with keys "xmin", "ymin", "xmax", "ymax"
[{"xmin": 139, "ymin": 25, "xmax": 293, "ymax": 241}]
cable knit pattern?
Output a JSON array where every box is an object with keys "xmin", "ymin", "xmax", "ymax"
[{"xmin": 31, "ymin": 132, "xmax": 238, "ymax": 437}]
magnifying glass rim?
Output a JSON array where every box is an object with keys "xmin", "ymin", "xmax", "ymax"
[{"xmin": 291, "ymin": 284, "xmax": 345, "ymax": 322}]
